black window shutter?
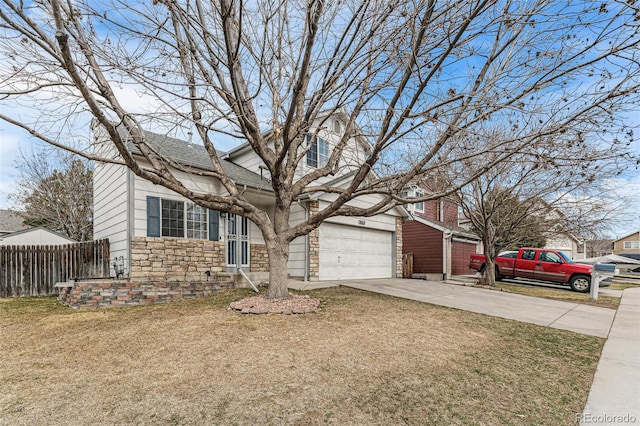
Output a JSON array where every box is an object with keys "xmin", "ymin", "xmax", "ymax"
[
  {"xmin": 147, "ymin": 196, "xmax": 161, "ymax": 237},
  {"xmin": 209, "ymin": 209, "xmax": 220, "ymax": 241}
]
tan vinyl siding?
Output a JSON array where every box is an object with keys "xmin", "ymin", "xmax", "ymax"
[{"xmin": 614, "ymin": 232, "xmax": 640, "ymax": 254}]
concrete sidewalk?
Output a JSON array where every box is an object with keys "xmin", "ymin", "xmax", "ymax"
[
  {"xmin": 581, "ymin": 287, "xmax": 640, "ymax": 425},
  {"xmin": 289, "ymin": 278, "xmax": 639, "ymax": 424}
]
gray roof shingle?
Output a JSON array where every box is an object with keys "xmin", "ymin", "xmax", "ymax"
[
  {"xmin": 120, "ymin": 128, "xmax": 273, "ymax": 192},
  {"xmin": 0, "ymin": 209, "xmax": 28, "ymax": 235}
]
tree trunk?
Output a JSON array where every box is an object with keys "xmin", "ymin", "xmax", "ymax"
[
  {"xmin": 265, "ymin": 237, "xmax": 290, "ymax": 299},
  {"xmin": 484, "ymin": 257, "xmax": 496, "ymax": 286},
  {"xmin": 482, "ymin": 227, "xmax": 497, "ymax": 286}
]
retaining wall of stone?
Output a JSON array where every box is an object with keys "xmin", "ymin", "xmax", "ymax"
[{"xmin": 57, "ymin": 278, "xmax": 234, "ymax": 309}]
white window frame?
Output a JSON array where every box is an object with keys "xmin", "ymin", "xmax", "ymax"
[
  {"xmin": 413, "ymin": 191, "xmax": 424, "ymax": 213},
  {"xmin": 161, "ymin": 199, "xmax": 208, "ymax": 240},
  {"xmin": 306, "ymin": 135, "xmax": 329, "ymax": 168},
  {"xmin": 623, "ymin": 241, "xmax": 640, "ymax": 249}
]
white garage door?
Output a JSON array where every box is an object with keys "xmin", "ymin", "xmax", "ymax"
[{"xmin": 319, "ymin": 223, "xmax": 393, "ymax": 280}]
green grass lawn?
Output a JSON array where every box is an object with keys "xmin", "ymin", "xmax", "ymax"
[{"xmin": 1, "ymin": 287, "xmax": 602, "ymax": 425}]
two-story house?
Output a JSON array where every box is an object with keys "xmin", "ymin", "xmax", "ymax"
[
  {"xmin": 401, "ymin": 186, "xmax": 481, "ymax": 280},
  {"xmin": 92, "ymin": 113, "xmax": 406, "ymax": 285},
  {"xmin": 614, "ymin": 231, "xmax": 640, "ymax": 256}
]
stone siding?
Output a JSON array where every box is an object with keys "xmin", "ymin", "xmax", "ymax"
[
  {"xmin": 396, "ymin": 216, "xmax": 404, "ymax": 278},
  {"xmin": 130, "ymin": 236, "xmax": 225, "ymax": 283},
  {"xmin": 250, "ymin": 243, "xmax": 269, "ymax": 272},
  {"xmin": 308, "ymin": 201, "xmax": 320, "ymax": 280},
  {"xmin": 57, "ymin": 278, "xmax": 234, "ymax": 309}
]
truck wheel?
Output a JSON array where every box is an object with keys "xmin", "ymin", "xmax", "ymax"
[
  {"xmin": 495, "ymin": 267, "xmax": 504, "ymax": 281},
  {"xmin": 569, "ymin": 275, "xmax": 590, "ymax": 293},
  {"xmin": 480, "ymin": 265, "xmax": 486, "ymax": 274}
]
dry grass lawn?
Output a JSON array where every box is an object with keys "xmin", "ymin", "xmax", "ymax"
[
  {"xmin": 1, "ymin": 287, "xmax": 602, "ymax": 425},
  {"xmin": 495, "ymin": 281, "xmax": 620, "ymax": 309},
  {"xmin": 610, "ymin": 279, "xmax": 640, "ymax": 291}
]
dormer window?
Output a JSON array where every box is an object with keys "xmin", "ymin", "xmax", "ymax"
[
  {"xmin": 306, "ymin": 135, "xmax": 329, "ymax": 168},
  {"xmin": 333, "ymin": 119, "xmax": 341, "ymax": 133}
]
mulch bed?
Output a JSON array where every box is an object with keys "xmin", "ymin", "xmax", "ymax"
[{"xmin": 229, "ymin": 294, "xmax": 320, "ymax": 315}]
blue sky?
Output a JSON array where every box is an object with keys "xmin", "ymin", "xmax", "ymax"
[
  {"xmin": 1, "ymin": 0, "xmax": 638, "ymax": 238},
  {"xmin": 1, "ymin": 115, "xmax": 638, "ymax": 239}
]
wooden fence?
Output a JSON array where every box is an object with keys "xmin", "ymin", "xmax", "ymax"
[
  {"xmin": 402, "ymin": 253, "xmax": 413, "ymax": 278},
  {"xmin": 0, "ymin": 239, "xmax": 110, "ymax": 297}
]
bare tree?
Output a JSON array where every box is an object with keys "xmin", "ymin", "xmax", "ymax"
[
  {"xmin": 1, "ymin": 0, "xmax": 638, "ymax": 298},
  {"xmin": 455, "ymin": 129, "xmax": 632, "ymax": 285},
  {"xmin": 466, "ymin": 189, "xmax": 548, "ymax": 250},
  {"xmin": 10, "ymin": 151, "xmax": 93, "ymax": 241}
]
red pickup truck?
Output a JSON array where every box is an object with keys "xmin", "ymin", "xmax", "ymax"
[{"xmin": 469, "ymin": 248, "xmax": 593, "ymax": 292}]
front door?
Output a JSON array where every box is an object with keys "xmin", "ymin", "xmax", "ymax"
[{"xmin": 226, "ymin": 213, "xmax": 250, "ymax": 271}]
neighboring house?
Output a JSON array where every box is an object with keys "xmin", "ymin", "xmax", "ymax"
[
  {"xmin": 539, "ymin": 208, "xmax": 586, "ymax": 259},
  {"xmin": 0, "ymin": 209, "xmax": 28, "ymax": 236},
  {"xmin": 458, "ymin": 202, "xmax": 586, "ymax": 260},
  {"xmin": 0, "ymin": 226, "xmax": 77, "ymax": 246},
  {"xmin": 613, "ymin": 231, "xmax": 640, "ymax": 255},
  {"xmin": 92, "ymin": 113, "xmax": 406, "ymax": 283},
  {"xmin": 402, "ymin": 186, "xmax": 481, "ymax": 280},
  {"xmin": 543, "ymin": 231, "xmax": 585, "ymax": 260}
]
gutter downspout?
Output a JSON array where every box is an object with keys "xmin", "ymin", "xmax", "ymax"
[
  {"xmin": 237, "ymin": 268, "xmax": 259, "ymax": 293},
  {"xmin": 443, "ymin": 231, "xmax": 452, "ymax": 281}
]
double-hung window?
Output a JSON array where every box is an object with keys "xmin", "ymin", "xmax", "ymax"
[
  {"xmin": 147, "ymin": 196, "xmax": 218, "ymax": 241},
  {"xmin": 306, "ymin": 135, "xmax": 329, "ymax": 168},
  {"xmin": 161, "ymin": 199, "xmax": 207, "ymax": 239},
  {"xmin": 185, "ymin": 202, "xmax": 208, "ymax": 239},
  {"xmin": 414, "ymin": 191, "xmax": 424, "ymax": 212},
  {"xmin": 624, "ymin": 241, "xmax": 640, "ymax": 249},
  {"xmin": 161, "ymin": 199, "xmax": 186, "ymax": 238}
]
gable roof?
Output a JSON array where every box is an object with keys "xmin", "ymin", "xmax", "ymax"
[
  {"xmin": 117, "ymin": 128, "xmax": 273, "ymax": 192},
  {"xmin": 614, "ymin": 230, "xmax": 640, "ymax": 242},
  {"xmin": 0, "ymin": 209, "xmax": 28, "ymax": 235},
  {"xmin": 224, "ymin": 109, "xmax": 373, "ymax": 160},
  {"xmin": 0, "ymin": 226, "xmax": 77, "ymax": 243},
  {"xmin": 412, "ymin": 216, "xmax": 481, "ymax": 241}
]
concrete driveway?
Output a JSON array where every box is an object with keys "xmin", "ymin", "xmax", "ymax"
[{"xmin": 290, "ymin": 277, "xmax": 615, "ymax": 337}]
